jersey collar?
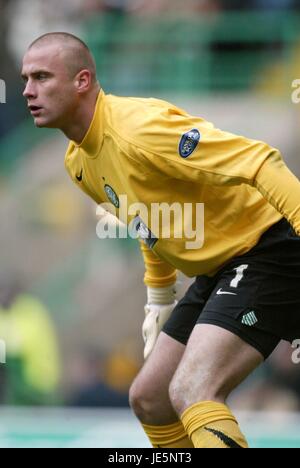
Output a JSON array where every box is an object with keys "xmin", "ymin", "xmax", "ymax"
[{"xmin": 73, "ymin": 88, "xmax": 105, "ymax": 157}]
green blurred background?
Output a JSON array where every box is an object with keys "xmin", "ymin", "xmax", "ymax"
[{"xmin": 1, "ymin": 0, "xmax": 300, "ymax": 447}]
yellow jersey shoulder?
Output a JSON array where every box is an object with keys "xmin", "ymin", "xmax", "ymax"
[{"xmin": 103, "ymin": 93, "xmax": 199, "ymax": 150}]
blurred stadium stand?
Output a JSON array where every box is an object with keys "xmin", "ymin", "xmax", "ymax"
[
  {"xmin": 1, "ymin": 3, "xmax": 300, "ymax": 421},
  {"xmin": 85, "ymin": 11, "xmax": 300, "ymax": 94}
]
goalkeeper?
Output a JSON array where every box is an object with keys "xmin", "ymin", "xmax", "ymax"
[{"xmin": 22, "ymin": 33, "xmax": 300, "ymax": 449}]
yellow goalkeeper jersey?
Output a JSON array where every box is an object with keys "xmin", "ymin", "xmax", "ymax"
[{"xmin": 65, "ymin": 89, "xmax": 300, "ymax": 287}]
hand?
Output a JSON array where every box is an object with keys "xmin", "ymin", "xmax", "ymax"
[{"xmin": 142, "ymin": 301, "xmax": 177, "ymax": 360}]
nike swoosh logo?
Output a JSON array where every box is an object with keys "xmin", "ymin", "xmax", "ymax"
[
  {"xmin": 76, "ymin": 170, "xmax": 83, "ymax": 182},
  {"xmin": 204, "ymin": 427, "xmax": 243, "ymax": 449},
  {"xmin": 216, "ymin": 288, "xmax": 237, "ymax": 296}
]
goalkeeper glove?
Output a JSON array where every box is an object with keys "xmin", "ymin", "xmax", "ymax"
[{"xmin": 143, "ymin": 285, "xmax": 177, "ymax": 360}]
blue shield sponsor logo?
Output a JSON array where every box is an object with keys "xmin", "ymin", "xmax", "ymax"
[
  {"xmin": 179, "ymin": 129, "xmax": 201, "ymax": 158},
  {"xmin": 132, "ymin": 216, "xmax": 158, "ymax": 249},
  {"xmin": 104, "ymin": 184, "xmax": 120, "ymax": 208}
]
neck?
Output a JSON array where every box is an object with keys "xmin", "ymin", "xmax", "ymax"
[{"xmin": 61, "ymin": 85, "xmax": 100, "ymax": 143}]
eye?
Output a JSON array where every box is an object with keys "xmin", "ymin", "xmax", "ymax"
[{"xmin": 37, "ymin": 73, "xmax": 47, "ymax": 81}]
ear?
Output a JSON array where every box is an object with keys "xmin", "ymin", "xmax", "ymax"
[{"xmin": 74, "ymin": 70, "xmax": 92, "ymax": 94}]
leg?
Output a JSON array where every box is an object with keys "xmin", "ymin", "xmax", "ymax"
[
  {"xmin": 130, "ymin": 331, "xmax": 185, "ymax": 425},
  {"xmin": 129, "ymin": 275, "xmax": 219, "ymax": 448},
  {"xmin": 129, "ymin": 332, "xmax": 194, "ymax": 447},
  {"xmin": 170, "ymin": 324, "xmax": 263, "ymax": 412},
  {"xmin": 169, "ymin": 324, "xmax": 264, "ymax": 448},
  {"xmin": 133, "ymin": 274, "xmax": 222, "ymax": 424}
]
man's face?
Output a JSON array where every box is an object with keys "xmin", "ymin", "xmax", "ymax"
[{"xmin": 22, "ymin": 44, "xmax": 79, "ymax": 129}]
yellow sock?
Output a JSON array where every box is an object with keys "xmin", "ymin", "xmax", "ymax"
[
  {"xmin": 181, "ymin": 401, "xmax": 248, "ymax": 449},
  {"xmin": 142, "ymin": 421, "xmax": 194, "ymax": 448}
]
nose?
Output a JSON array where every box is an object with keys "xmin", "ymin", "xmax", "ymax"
[{"xmin": 23, "ymin": 80, "xmax": 37, "ymax": 99}]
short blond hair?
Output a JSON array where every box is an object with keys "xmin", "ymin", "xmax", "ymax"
[{"xmin": 29, "ymin": 32, "xmax": 97, "ymax": 83}]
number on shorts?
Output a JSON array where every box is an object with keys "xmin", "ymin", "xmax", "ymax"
[{"xmin": 230, "ymin": 264, "xmax": 248, "ymax": 288}]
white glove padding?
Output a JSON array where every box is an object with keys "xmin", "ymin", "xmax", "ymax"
[{"xmin": 143, "ymin": 301, "xmax": 177, "ymax": 360}]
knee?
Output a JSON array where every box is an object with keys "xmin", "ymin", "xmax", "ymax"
[
  {"xmin": 129, "ymin": 373, "xmax": 177, "ymax": 425},
  {"xmin": 129, "ymin": 378, "xmax": 158, "ymax": 423},
  {"xmin": 129, "ymin": 379, "xmax": 148, "ymax": 420}
]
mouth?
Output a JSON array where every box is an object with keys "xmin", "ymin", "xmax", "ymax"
[{"xmin": 28, "ymin": 105, "xmax": 43, "ymax": 116}]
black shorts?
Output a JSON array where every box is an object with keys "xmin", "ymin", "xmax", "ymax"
[{"xmin": 162, "ymin": 218, "xmax": 300, "ymax": 359}]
